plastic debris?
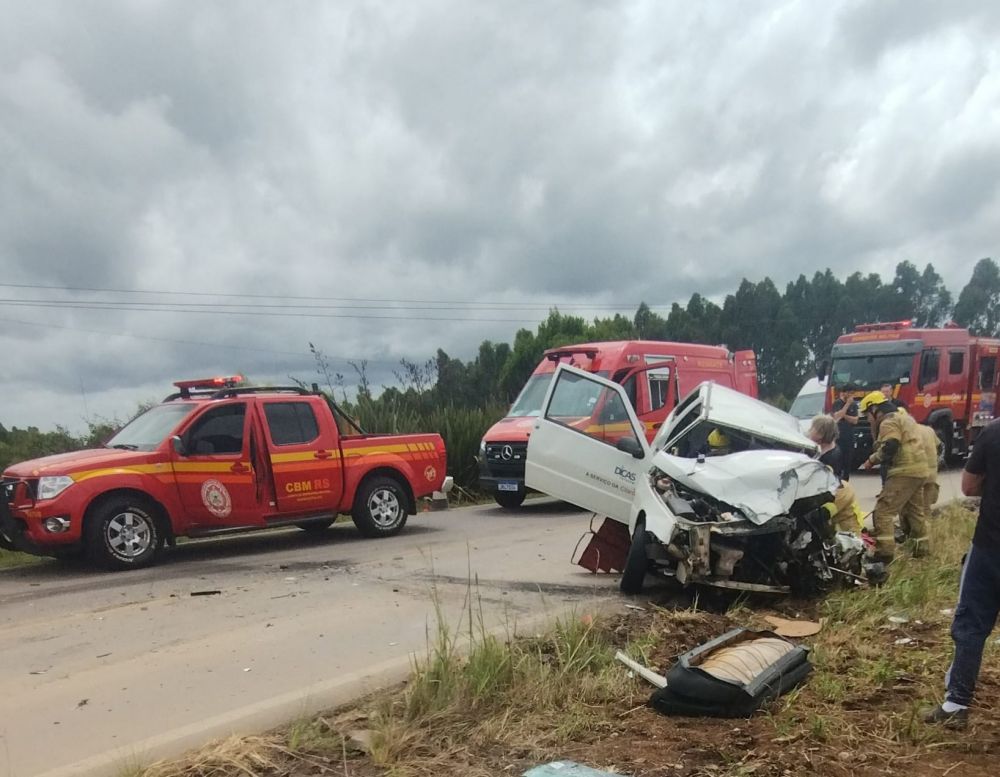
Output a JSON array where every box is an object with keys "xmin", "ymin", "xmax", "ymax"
[
  {"xmin": 764, "ymin": 615, "xmax": 823, "ymax": 637},
  {"xmin": 523, "ymin": 762, "xmax": 621, "ymax": 777},
  {"xmin": 894, "ymin": 637, "xmax": 914, "ymax": 646},
  {"xmin": 888, "ymin": 615, "xmax": 910, "ymax": 625}
]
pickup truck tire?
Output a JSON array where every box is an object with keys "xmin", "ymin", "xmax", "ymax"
[
  {"xmin": 352, "ymin": 476, "xmax": 408, "ymax": 538},
  {"xmin": 620, "ymin": 519, "xmax": 648, "ymax": 595},
  {"xmin": 85, "ymin": 496, "xmax": 163, "ymax": 571},
  {"xmin": 494, "ymin": 490, "xmax": 525, "ymax": 509}
]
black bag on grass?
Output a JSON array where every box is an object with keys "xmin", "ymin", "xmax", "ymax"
[{"xmin": 649, "ymin": 628, "xmax": 811, "ymax": 718}]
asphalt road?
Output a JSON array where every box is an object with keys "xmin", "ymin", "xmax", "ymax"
[{"xmin": 0, "ymin": 469, "xmax": 966, "ymax": 777}]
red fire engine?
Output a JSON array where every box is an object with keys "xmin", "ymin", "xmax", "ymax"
[{"xmin": 823, "ymin": 321, "xmax": 1000, "ymax": 464}]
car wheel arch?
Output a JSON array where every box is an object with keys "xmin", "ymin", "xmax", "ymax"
[
  {"xmin": 84, "ymin": 488, "xmax": 172, "ymax": 542},
  {"xmin": 355, "ymin": 467, "xmax": 415, "ymax": 515}
]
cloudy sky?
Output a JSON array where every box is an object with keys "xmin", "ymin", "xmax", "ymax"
[{"xmin": 2, "ymin": 0, "xmax": 999, "ymax": 432}]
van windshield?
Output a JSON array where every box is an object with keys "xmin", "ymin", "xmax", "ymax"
[
  {"xmin": 105, "ymin": 404, "xmax": 197, "ymax": 451},
  {"xmin": 829, "ymin": 354, "xmax": 914, "ymax": 390},
  {"xmin": 508, "ymin": 371, "xmax": 609, "ymax": 417},
  {"xmin": 789, "ymin": 392, "xmax": 825, "ymax": 420}
]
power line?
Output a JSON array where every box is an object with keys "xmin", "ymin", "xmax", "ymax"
[
  {"xmin": 0, "ymin": 300, "xmax": 545, "ymax": 322},
  {"xmin": 0, "ymin": 281, "xmax": 659, "ymax": 310},
  {"xmin": 0, "ymin": 316, "xmax": 396, "ymax": 364}
]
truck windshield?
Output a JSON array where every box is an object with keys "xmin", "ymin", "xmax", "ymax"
[
  {"xmin": 105, "ymin": 404, "xmax": 197, "ymax": 452},
  {"xmin": 829, "ymin": 353, "xmax": 914, "ymax": 390},
  {"xmin": 508, "ymin": 371, "xmax": 609, "ymax": 417},
  {"xmin": 789, "ymin": 392, "xmax": 825, "ymax": 420}
]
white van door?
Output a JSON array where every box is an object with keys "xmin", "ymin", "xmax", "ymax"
[{"xmin": 525, "ymin": 365, "xmax": 648, "ymax": 524}]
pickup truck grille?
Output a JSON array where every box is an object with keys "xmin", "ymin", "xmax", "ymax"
[
  {"xmin": 483, "ymin": 442, "xmax": 528, "ymax": 476},
  {"xmin": 2, "ymin": 477, "xmax": 35, "ymax": 504}
]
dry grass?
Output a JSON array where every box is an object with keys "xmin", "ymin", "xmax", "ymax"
[{"xmin": 124, "ymin": 501, "xmax": 998, "ymax": 777}]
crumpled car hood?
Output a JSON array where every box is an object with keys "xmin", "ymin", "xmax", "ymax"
[{"xmin": 653, "ymin": 449, "xmax": 839, "ymax": 525}]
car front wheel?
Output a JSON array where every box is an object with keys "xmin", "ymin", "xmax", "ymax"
[
  {"xmin": 86, "ymin": 497, "xmax": 163, "ymax": 570},
  {"xmin": 619, "ymin": 520, "xmax": 649, "ymax": 595}
]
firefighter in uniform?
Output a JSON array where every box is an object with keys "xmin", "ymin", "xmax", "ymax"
[
  {"xmin": 899, "ymin": 423, "xmax": 940, "ymax": 556},
  {"xmin": 860, "ymin": 391, "xmax": 930, "ymax": 562}
]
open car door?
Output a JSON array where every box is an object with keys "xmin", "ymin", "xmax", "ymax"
[{"xmin": 526, "ymin": 364, "xmax": 648, "ymax": 523}]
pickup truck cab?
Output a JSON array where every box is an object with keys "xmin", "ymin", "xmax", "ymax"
[{"xmin": 1, "ymin": 377, "xmax": 450, "ymax": 570}]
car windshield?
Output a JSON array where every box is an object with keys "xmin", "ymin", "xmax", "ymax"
[
  {"xmin": 788, "ymin": 392, "xmax": 825, "ymax": 420},
  {"xmin": 105, "ymin": 403, "xmax": 197, "ymax": 451},
  {"xmin": 829, "ymin": 354, "xmax": 914, "ymax": 390},
  {"xmin": 508, "ymin": 371, "xmax": 609, "ymax": 417}
]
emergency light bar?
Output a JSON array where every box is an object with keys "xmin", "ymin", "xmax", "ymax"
[
  {"xmin": 173, "ymin": 375, "xmax": 244, "ymax": 397},
  {"xmin": 854, "ymin": 320, "xmax": 912, "ymax": 332}
]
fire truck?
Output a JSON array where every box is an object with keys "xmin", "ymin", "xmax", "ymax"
[
  {"xmin": 479, "ymin": 340, "xmax": 758, "ymax": 508},
  {"xmin": 823, "ymin": 321, "xmax": 1000, "ymax": 465},
  {"xmin": 1, "ymin": 377, "xmax": 450, "ymax": 570}
]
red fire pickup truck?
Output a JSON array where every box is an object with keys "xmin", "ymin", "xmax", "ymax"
[{"xmin": 0, "ymin": 377, "xmax": 450, "ymax": 570}]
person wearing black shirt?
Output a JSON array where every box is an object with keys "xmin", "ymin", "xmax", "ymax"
[
  {"xmin": 924, "ymin": 419, "xmax": 1000, "ymax": 728},
  {"xmin": 831, "ymin": 385, "xmax": 858, "ymax": 480}
]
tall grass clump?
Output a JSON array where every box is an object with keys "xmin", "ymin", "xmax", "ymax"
[{"xmin": 368, "ymin": 601, "xmax": 632, "ymax": 771}]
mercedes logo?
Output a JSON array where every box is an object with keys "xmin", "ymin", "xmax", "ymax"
[{"xmin": 501, "ymin": 444, "xmax": 513, "ymax": 461}]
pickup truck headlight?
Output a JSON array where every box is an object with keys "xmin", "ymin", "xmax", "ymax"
[
  {"xmin": 479, "ymin": 439, "xmax": 487, "ymax": 455},
  {"xmin": 37, "ymin": 476, "xmax": 74, "ymax": 500}
]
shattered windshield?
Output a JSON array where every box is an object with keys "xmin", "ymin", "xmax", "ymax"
[
  {"xmin": 829, "ymin": 354, "xmax": 915, "ymax": 390},
  {"xmin": 105, "ymin": 403, "xmax": 196, "ymax": 452}
]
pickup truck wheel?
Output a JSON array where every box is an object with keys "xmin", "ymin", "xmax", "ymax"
[
  {"xmin": 620, "ymin": 520, "xmax": 649, "ymax": 595},
  {"xmin": 352, "ymin": 477, "xmax": 408, "ymax": 538},
  {"xmin": 85, "ymin": 498, "xmax": 163, "ymax": 571},
  {"xmin": 494, "ymin": 490, "xmax": 525, "ymax": 509}
]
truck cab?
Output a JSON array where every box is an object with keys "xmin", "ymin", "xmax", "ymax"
[
  {"xmin": 1, "ymin": 377, "xmax": 449, "ymax": 569},
  {"xmin": 825, "ymin": 321, "xmax": 1000, "ymax": 465},
  {"xmin": 479, "ymin": 341, "xmax": 758, "ymax": 508}
]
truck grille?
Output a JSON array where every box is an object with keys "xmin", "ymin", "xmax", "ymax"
[
  {"xmin": 484, "ymin": 442, "xmax": 528, "ymax": 476},
  {"xmin": 2, "ymin": 477, "xmax": 35, "ymax": 504}
]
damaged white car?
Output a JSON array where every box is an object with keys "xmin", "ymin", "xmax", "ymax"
[{"xmin": 525, "ymin": 365, "xmax": 870, "ymax": 596}]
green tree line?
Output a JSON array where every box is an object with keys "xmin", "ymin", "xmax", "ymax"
[{"xmin": 3, "ymin": 258, "xmax": 998, "ymax": 491}]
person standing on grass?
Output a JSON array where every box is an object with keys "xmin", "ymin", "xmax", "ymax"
[
  {"xmin": 860, "ymin": 391, "xmax": 929, "ymax": 563},
  {"xmin": 830, "ymin": 385, "xmax": 858, "ymax": 480},
  {"xmin": 899, "ymin": 423, "xmax": 940, "ymax": 555},
  {"xmin": 924, "ymin": 418, "xmax": 1000, "ymax": 729}
]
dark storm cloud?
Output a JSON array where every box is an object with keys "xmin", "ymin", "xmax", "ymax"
[{"xmin": 2, "ymin": 0, "xmax": 1000, "ymax": 430}]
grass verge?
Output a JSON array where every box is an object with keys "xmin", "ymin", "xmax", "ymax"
[
  {"xmin": 127, "ymin": 501, "xmax": 1000, "ymax": 777},
  {"xmin": 0, "ymin": 547, "xmax": 40, "ymax": 569}
]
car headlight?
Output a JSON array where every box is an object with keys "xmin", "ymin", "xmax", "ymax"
[
  {"xmin": 479, "ymin": 439, "xmax": 487, "ymax": 455},
  {"xmin": 37, "ymin": 476, "xmax": 74, "ymax": 500}
]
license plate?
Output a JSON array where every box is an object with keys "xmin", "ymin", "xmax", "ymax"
[{"xmin": 497, "ymin": 481, "xmax": 519, "ymax": 492}]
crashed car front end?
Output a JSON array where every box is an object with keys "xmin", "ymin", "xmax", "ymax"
[{"xmin": 633, "ymin": 451, "xmax": 862, "ymax": 595}]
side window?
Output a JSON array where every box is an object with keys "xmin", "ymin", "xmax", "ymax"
[
  {"xmin": 919, "ymin": 349, "xmax": 940, "ymax": 389},
  {"xmin": 949, "ymin": 351, "xmax": 965, "ymax": 375},
  {"xmin": 647, "ymin": 367, "xmax": 671, "ymax": 412},
  {"xmin": 264, "ymin": 402, "xmax": 320, "ymax": 446},
  {"xmin": 545, "ymin": 371, "xmax": 641, "ymax": 449},
  {"xmin": 620, "ymin": 374, "xmax": 637, "ymax": 410},
  {"xmin": 186, "ymin": 404, "xmax": 246, "ymax": 455},
  {"xmin": 980, "ymin": 356, "xmax": 997, "ymax": 390}
]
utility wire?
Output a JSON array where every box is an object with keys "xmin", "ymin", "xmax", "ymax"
[
  {"xmin": 0, "ymin": 316, "xmax": 398, "ymax": 364},
  {"xmin": 0, "ymin": 281, "xmax": 660, "ymax": 310}
]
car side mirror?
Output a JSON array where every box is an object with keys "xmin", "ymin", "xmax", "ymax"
[
  {"xmin": 171, "ymin": 435, "xmax": 187, "ymax": 457},
  {"xmin": 616, "ymin": 436, "xmax": 644, "ymax": 459},
  {"xmin": 815, "ymin": 360, "xmax": 828, "ymax": 382}
]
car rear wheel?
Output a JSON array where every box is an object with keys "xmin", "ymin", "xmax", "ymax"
[
  {"xmin": 494, "ymin": 490, "xmax": 525, "ymax": 509},
  {"xmin": 86, "ymin": 497, "xmax": 163, "ymax": 571},
  {"xmin": 620, "ymin": 519, "xmax": 649, "ymax": 595},
  {"xmin": 352, "ymin": 476, "xmax": 408, "ymax": 538}
]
